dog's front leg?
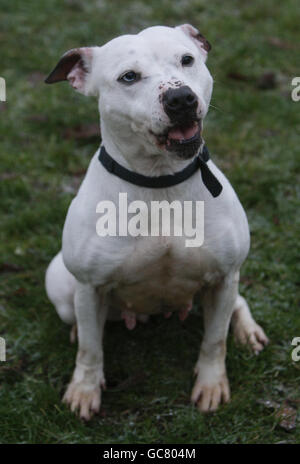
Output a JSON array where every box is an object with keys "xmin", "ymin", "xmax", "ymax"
[
  {"xmin": 63, "ymin": 282, "xmax": 107, "ymax": 420},
  {"xmin": 191, "ymin": 272, "xmax": 239, "ymax": 412}
]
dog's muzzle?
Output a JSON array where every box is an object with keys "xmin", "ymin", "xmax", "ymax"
[{"xmin": 160, "ymin": 86, "xmax": 201, "ymax": 158}]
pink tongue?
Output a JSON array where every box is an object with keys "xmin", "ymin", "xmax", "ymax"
[{"xmin": 168, "ymin": 123, "xmax": 198, "ymax": 141}]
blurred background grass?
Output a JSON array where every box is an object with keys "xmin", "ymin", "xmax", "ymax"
[{"xmin": 0, "ymin": 0, "xmax": 299, "ymax": 444}]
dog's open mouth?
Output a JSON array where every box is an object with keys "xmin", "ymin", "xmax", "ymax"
[
  {"xmin": 153, "ymin": 120, "xmax": 202, "ymax": 158},
  {"xmin": 166, "ymin": 121, "xmax": 200, "ymax": 147}
]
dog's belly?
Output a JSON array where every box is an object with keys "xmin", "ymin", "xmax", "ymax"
[
  {"xmin": 109, "ymin": 238, "xmax": 221, "ymax": 315},
  {"xmin": 112, "ymin": 274, "xmax": 199, "ymax": 315}
]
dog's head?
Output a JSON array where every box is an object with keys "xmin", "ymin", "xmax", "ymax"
[{"xmin": 46, "ymin": 25, "xmax": 213, "ymax": 162}]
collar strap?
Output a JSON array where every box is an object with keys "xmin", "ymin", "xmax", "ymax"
[{"xmin": 98, "ymin": 145, "xmax": 222, "ymax": 197}]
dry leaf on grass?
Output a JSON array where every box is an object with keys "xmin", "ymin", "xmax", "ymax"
[
  {"xmin": 257, "ymin": 398, "xmax": 297, "ymax": 432},
  {"xmin": 268, "ymin": 37, "xmax": 295, "ymax": 50},
  {"xmin": 0, "ymin": 263, "xmax": 24, "ymax": 273},
  {"xmin": 275, "ymin": 402, "xmax": 297, "ymax": 432},
  {"xmin": 63, "ymin": 123, "xmax": 100, "ymax": 140}
]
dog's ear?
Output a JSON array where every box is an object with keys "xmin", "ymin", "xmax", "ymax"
[
  {"xmin": 176, "ymin": 24, "xmax": 211, "ymax": 61},
  {"xmin": 45, "ymin": 47, "xmax": 99, "ymax": 95}
]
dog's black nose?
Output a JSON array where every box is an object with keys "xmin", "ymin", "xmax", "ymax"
[{"xmin": 162, "ymin": 86, "xmax": 198, "ymax": 120}]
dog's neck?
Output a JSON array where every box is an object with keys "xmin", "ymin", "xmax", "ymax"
[{"xmin": 100, "ymin": 121, "xmax": 200, "ymax": 177}]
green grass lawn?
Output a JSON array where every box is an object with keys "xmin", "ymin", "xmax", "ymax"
[{"xmin": 0, "ymin": 0, "xmax": 299, "ymax": 444}]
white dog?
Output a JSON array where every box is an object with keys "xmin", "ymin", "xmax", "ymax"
[{"xmin": 45, "ymin": 24, "xmax": 268, "ymax": 420}]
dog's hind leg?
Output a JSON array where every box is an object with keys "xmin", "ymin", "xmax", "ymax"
[
  {"xmin": 231, "ymin": 294, "xmax": 269, "ymax": 354},
  {"xmin": 45, "ymin": 251, "xmax": 76, "ymax": 326}
]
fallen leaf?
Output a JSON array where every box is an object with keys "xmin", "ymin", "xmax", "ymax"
[
  {"xmin": 68, "ymin": 168, "xmax": 87, "ymax": 177},
  {"xmin": 0, "ymin": 173, "xmax": 19, "ymax": 181},
  {"xmin": 26, "ymin": 114, "xmax": 48, "ymax": 123},
  {"xmin": 111, "ymin": 371, "xmax": 147, "ymax": 392},
  {"xmin": 240, "ymin": 275, "xmax": 255, "ymax": 287},
  {"xmin": 268, "ymin": 37, "xmax": 295, "ymax": 50},
  {"xmin": 276, "ymin": 401, "xmax": 297, "ymax": 432},
  {"xmin": 13, "ymin": 287, "xmax": 27, "ymax": 296},
  {"xmin": 0, "ymin": 263, "xmax": 24, "ymax": 273},
  {"xmin": 63, "ymin": 123, "xmax": 100, "ymax": 140},
  {"xmin": 257, "ymin": 72, "xmax": 277, "ymax": 90},
  {"xmin": 257, "ymin": 398, "xmax": 298, "ymax": 432},
  {"xmin": 227, "ymin": 71, "xmax": 251, "ymax": 82}
]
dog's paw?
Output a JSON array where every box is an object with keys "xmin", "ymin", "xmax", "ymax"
[
  {"xmin": 233, "ymin": 320, "xmax": 269, "ymax": 354},
  {"xmin": 63, "ymin": 364, "xmax": 105, "ymax": 420},
  {"xmin": 191, "ymin": 372, "xmax": 230, "ymax": 412},
  {"xmin": 63, "ymin": 381, "xmax": 102, "ymax": 421}
]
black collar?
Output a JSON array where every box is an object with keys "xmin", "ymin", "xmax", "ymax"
[{"xmin": 98, "ymin": 144, "xmax": 222, "ymax": 197}]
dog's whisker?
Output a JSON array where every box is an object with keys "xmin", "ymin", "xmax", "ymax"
[{"xmin": 209, "ymin": 103, "xmax": 224, "ymax": 113}]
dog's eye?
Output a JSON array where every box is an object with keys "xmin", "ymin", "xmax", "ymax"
[
  {"xmin": 181, "ymin": 55, "xmax": 194, "ymax": 66},
  {"xmin": 119, "ymin": 71, "xmax": 140, "ymax": 84}
]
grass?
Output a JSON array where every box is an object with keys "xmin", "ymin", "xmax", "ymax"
[{"xmin": 0, "ymin": 0, "xmax": 299, "ymax": 444}]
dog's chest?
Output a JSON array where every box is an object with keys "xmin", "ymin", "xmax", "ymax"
[{"xmin": 110, "ymin": 235, "xmax": 221, "ymax": 315}]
